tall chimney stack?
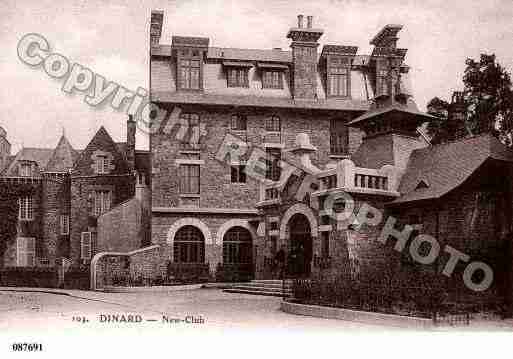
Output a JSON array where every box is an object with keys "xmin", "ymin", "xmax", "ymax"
[
  {"xmin": 126, "ymin": 114, "xmax": 136, "ymax": 172},
  {"xmin": 287, "ymin": 15, "xmax": 324, "ymax": 99},
  {"xmin": 150, "ymin": 10, "xmax": 164, "ymax": 47},
  {"xmin": 297, "ymin": 14, "xmax": 304, "ymax": 28},
  {"xmin": 307, "ymin": 16, "xmax": 313, "ymax": 29}
]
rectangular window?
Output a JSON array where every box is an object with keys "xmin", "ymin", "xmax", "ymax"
[
  {"xmin": 179, "ymin": 59, "xmax": 200, "ymax": 90},
  {"xmin": 18, "ymin": 196, "xmax": 34, "ymax": 220},
  {"xmin": 80, "ymin": 232, "xmax": 92, "ymax": 260},
  {"xmin": 231, "ymin": 114, "xmax": 247, "ymax": 131},
  {"xmin": 231, "ymin": 165, "xmax": 246, "ymax": 183},
  {"xmin": 180, "ymin": 113, "xmax": 201, "ymax": 144},
  {"xmin": 227, "ymin": 68, "xmax": 249, "ymax": 88},
  {"xmin": 16, "ymin": 237, "xmax": 35, "ymax": 267},
  {"xmin": 265, "ymin": 116, "xmax": 281, "ymax": 132},
  {"xmin": 262, "ymin": 71, "xmax": 283, "ymax": 89},
  {"xmin": 328, "ymin": 67, "xmax": 349, "ymax": 97},
  {"xmin": 19, "ymin": 163, "xmax": 32, "ymax": 177},
  {"xmin": 330, "ymin": 119, "xmax": 348, "ymax": 155},
  {"xmin": 327, "ymin": 57, "xmax": 350, "ymax": 97},
  {"xmin": 60, "ymin": 215, "xmax": 69, "ymax": 235},
  {"xmin": 376, "ymin": 69, "xmax": 389, "ymax": 97},
  {"xmin": 95, "ymin": 155, "xmax": 109, "ymax": 174},
  {"xmin": 179, "ymin": 164, "xmax": 200, "ymax": 194},
  {"xmin": 265, "ymin": 148, "xmax": 281, "ymax": 181},
  {"xmin": 94, "ymin": 190, "xmax": 111, "ymax": 216}
]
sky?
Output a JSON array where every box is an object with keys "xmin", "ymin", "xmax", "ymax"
[{"xmin": 0, "ymin": 0, "xmax": 512, "ymax": 153}]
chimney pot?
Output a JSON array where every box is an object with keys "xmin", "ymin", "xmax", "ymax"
[
  {"xmin": 297, "ymin": 14, "xmax": 304, "ymax": 28},
  {"xmin": 307, "ymin": 16, "xmax": 313, "ymax": 29}
]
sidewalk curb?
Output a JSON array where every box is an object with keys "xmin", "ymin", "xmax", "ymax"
[{"xmin": 280, "ymin": 300, "xmax": 434, "ymax": 329}]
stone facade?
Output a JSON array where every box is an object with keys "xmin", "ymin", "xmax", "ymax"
[{"xmin": 0, "ymin": 119, "xmax": 150, "ymax": 288}]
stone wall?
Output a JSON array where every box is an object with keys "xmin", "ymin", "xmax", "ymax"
[
  {"xmin": 70, "ymin": 175, "xmax": 134, "ymax": 266},
  {"xmin": 97, "ymin": 197, "xmax": 143, "ymax": 253},
  {"xmin": 151, "ymin": 104, "xmax": 363, "ymax": 209}
]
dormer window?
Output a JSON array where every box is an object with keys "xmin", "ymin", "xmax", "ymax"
[
  {"xmin": 178, "ymin": 58, "xmax": 200, "ymax": 90},
  {"xmin": 262, "ymin": 70, "xmax": 283, "ymax": 89},
  {"xmin": 95, "ymin": 155, "xmax": 109, "ymax": 174},
  {"xmin": 227, "ymin": 68, "xmax": 249, "ymax": 88},
  {"xmin": 327, "ymin": 57, "xmax": 350, "ymax": 97},
  {"xmin": 19, "ymin": 162, "xmax": 33, "ymax": 177}
]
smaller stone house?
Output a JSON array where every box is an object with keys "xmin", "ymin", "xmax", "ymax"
[{"xmin": 0, "ymin": 117, "xmax": 150, "ymax": 285}]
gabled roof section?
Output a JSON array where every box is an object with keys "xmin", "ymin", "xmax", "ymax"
[
  {"xmin": 45, "ymin": 135, "xmax": 79, "ymax": 172},
  {"xmin": 2, "ymin": 147, "xmax": 54, "ymax": 175},
  {"xmin": 72, "ymin": 126, "xmax": 130, "ymax": 176},
  {"xmin": 392, "ymin": 134, "xmax": 513, "ymax": 204}
]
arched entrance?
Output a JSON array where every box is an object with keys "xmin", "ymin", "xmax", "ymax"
[
  {"xmin": 288, "ymin": 213, "xmax": 312, "ymax": 278},
  {"xmin": 222, "ymin": 226, "xmax": 254, "ymax": 280},
  {"xmin": 173, "ymin": 226, "xmax": 205, "ymax": 263}
]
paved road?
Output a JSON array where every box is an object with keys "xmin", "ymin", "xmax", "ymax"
[
  {"xmin": 2, "ymin": 288, "xmax": 512, "ymax": 335},
  {"xmin": 0, "ymin": 288, "xmax": 389, "ymax": 334}
]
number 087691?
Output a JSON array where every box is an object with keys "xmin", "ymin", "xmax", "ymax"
[{"xmin": 11, "ymin": 343, "xmax": 43, "ymax": 352}]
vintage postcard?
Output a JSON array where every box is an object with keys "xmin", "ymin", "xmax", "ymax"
[{"xmin": 1, "ymin": 0, "xmax": 513, "ymax": 357}]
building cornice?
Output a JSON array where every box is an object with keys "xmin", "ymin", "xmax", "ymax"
[{"xmin": 152, "ymin": 206, "xmax": 259, "ymax": 215}]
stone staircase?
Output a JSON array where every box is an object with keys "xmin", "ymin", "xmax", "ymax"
[{"xmin": 223, "ymin": 279, "xmax": 293, "ymax": 297}]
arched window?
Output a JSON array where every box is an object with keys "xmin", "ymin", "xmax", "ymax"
[
  {"xmin": 173, "ymin": 226, "xmax": 205, "ymax": 263},
  {"xmin": 223, "ymin": 226, "xmax": 252, "ymax": 264}
]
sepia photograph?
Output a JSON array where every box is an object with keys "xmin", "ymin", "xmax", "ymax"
[{"xmin": 1, "ymin": 0, "xmax": 513, "ymax": 357}]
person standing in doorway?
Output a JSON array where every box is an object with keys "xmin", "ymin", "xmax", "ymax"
[{"xmin": 275, "ymin": 245, "xmax": 286, "ymax": 279}]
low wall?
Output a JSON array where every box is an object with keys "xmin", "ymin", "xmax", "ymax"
[{"xmin": 91, "ymin": 245, "xmax": 167, "ymax": 290}]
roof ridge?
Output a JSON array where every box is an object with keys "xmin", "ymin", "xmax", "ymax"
[{"xmin": 209, "ymin": 46, "xmax": 290, "ymax": 52}]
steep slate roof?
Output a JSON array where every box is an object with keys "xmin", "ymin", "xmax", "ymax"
[
  {"xmin": 348, "ymin": 100, "xmax": 435, "ymax": 126},
  {"xmin": 392, "ymin": 134, "xmax": 513, "ymax": 204},
  {"xmin": 2, "ymin": 147, "xmax": 54, "ymax": 175},
  {"xmin": 150, "ymin": 45, "xmax": 293, "ymax": 63},
  {"xmin": 72, "ymin": 126, "xmax": 130, "ymax": 176},
  {"xmin": 207, "ymin": 47, "xmax": 292, "ymax": 63},
  {"xmin": 45, "ymin": 135, "xmax": 79, "ymax": 172}
]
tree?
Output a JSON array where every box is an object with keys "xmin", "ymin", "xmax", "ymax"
[
  {"xmin": 426, "ymin": 53, "xmax": 513, "ymax": 144},
  {"xmin": 464, "ymin": 54, "xmax": 513, "ymax": 138}
]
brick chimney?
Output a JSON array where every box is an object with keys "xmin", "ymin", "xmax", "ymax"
[
  {"xmin": 0, "ymin": 126, "xmax": 10, "ymax": 172},
  {"xmin": 126, "ymin": 114, "xmax": 136, "ymax": 172},
  {"xmin": 150, "ymin": 10, "xmax": 164, "ymax": 47},
  {"xmin": 448, "ymin": 91, "xmax": 468, "ymax": 139},
  {"xmin": 370, "ymin": 25, "xmax": 407, "ymax": 105},
  {"xmin": 287, "ymin": 15, "xmax": 323, "ymax": 100}
]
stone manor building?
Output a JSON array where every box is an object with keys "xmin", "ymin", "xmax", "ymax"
[{"xmin": 149, "ymin": 12, "xmax": 429, "ymax": 282}]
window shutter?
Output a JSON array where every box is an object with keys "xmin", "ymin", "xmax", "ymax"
[
  {"xmin": 81, "ymin": 232, "xmax": 92, "ymax": 260},
  {"xmin": 16, "ymin": 237, "xmax": 24, "ymax": 267},
  {"xmin": 26, "ymin": 238, "xmax": 35, "ymax": 266}
]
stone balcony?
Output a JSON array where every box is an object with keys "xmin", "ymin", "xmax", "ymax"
[{"xmin": 312, "ymin": 158, "xmax": 401, "ymax": 198}]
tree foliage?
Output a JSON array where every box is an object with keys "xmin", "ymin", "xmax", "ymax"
[{"xmin": 427, "ymin": 53, "xmax": 513, "ymax": 144}]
